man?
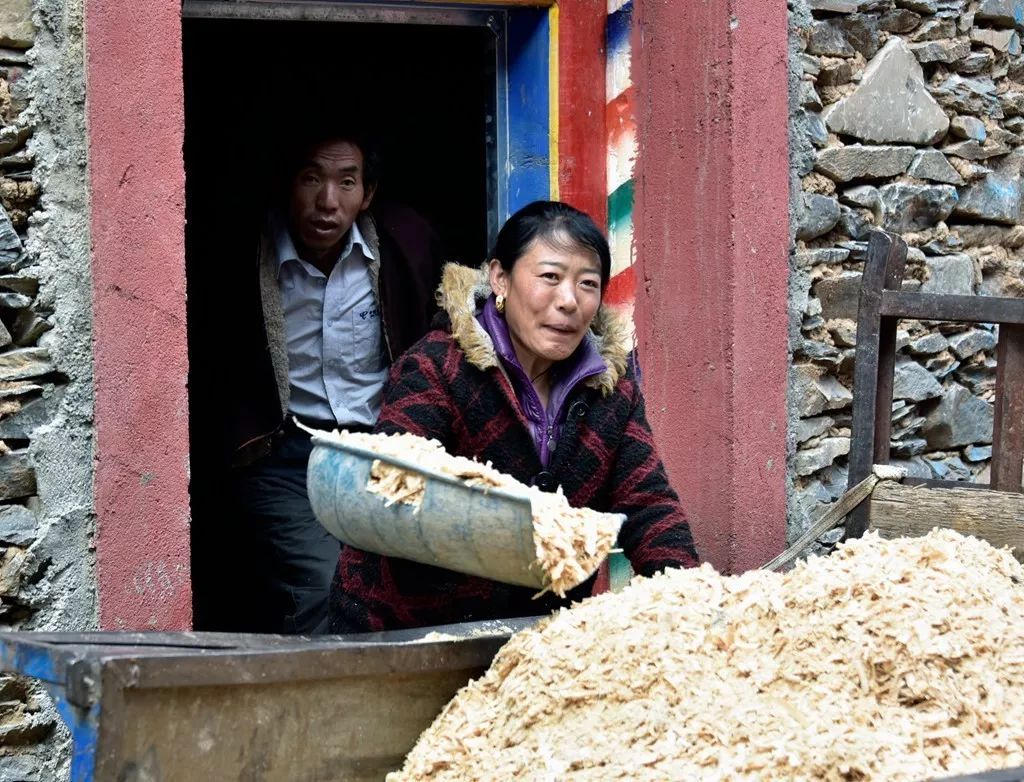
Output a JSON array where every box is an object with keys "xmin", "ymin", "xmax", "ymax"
[{"xmin": 229, "ymin": 130, "xmax": 444, "ymax": 634}]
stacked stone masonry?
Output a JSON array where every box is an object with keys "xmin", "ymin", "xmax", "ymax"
[{"xmin": 789, "ymin": 0, "xmax": 1024, "ymax": 547}]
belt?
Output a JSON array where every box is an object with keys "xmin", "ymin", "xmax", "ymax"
[{"xmin": 283, "ymin": 416, "xmax": 374, "ymax": 436}]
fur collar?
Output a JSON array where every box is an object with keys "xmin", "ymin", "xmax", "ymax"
[{"xmin": 436, "ymin": 262, "xmax": 631, "ymax": 395}]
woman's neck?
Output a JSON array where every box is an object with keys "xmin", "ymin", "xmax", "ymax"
[{"xmin": 509, "ymin": 339, "xmax": 554, "ymax": 407}]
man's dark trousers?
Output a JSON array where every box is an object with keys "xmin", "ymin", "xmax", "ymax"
[{"xmin": 235, "ymin": 423, "xmax": 343, "ymax": 635}]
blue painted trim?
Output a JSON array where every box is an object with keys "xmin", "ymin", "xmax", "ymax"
[
  {"xmin": 607, "ymin": 1, "xmax": 632, "ymax": 55},
  {"xmin": 505, "ymin": 8, "xmax": 550, "ymax": 218}
]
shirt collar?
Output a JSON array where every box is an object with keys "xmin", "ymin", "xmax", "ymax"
[{"xmin": 271, "ymin": 212, "xmax": 375, "ymax": 278}]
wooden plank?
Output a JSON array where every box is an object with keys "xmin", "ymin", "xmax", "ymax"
[
  {"xmin": 880, "ymin": 291, "xmax": 1024, "ymax": 325},
  {"xmin": 992, "ymin": 323, "xmax": 1024, "ymax": 492},
  {"xmin": 868, "ymin": 482, "xmax": 1024, "ymax": 560}
]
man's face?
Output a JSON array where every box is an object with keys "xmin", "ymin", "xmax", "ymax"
[{"xmin": 287, "ymin": 139, "xmax": 375, "ymax": 264}]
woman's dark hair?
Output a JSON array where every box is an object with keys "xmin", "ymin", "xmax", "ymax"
[{"xmin": 491, "ymin": 201, "xmax": 612, "ymax": 293}]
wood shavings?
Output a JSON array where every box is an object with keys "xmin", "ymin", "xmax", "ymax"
[
  {"xmin": 329, "ymin": 431, "xmax": 621, "ymax": 596},
  {"xmin": 389, "ymin": 530, "xmax": 1024, "ymax": 781}
]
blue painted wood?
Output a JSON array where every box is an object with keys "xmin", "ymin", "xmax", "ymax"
[{"xmin": 505, "ymin": 8, "xmax": 550, "ymax": 217}]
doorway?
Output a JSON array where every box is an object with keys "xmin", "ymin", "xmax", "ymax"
[{"xmin": 182, "ymin": 11, "xmax": 503, "ymax": 628}]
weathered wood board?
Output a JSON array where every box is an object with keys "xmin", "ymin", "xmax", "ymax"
[{"xmin": 869, "ymin": 481, "xmax": 1024, "ymax": 561}]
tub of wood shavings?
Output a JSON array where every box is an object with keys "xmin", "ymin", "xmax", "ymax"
[
  {"xmin": 388, "ymin": 529, "xmax": 1024, "ymax": 782},
  {"xmin": 306, "ymin": 430, "xmax": 623, "ymax": 594}
]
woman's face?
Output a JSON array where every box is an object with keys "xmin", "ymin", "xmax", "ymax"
[{"xmin": 489, "ymin": 236, "xmax": 603, "ymax": 369}]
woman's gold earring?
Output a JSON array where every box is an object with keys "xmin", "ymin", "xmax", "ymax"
[{"xmin": 495, "ymin": 295, "xmax": 505, "ymax": 314}]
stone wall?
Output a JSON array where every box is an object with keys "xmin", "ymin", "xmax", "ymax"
[
  {"xmin": 0, "ymin": 0, "xmax": 94, "ymax": 777},
  {"xmin": 789, "ymin": 0, "xmax": 1024, "ymax": 543}
]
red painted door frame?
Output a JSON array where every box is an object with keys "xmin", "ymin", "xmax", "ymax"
[
  {"xmin": 633, "ymin": 0, "xmax": 790, "ymax": 573},
  {"xmin": 86, "ymin": 1, "xmax": 192, "ymax": 629}
]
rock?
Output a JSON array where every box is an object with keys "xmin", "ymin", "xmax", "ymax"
[
  {"xmin": 1002, "ymin": 91, "xmax": 1024, "ymax": 117},
  {"xmin": 911, "ymin": 19, "xmax": 958, "ymax": 40},
  {"xmin": 792, "ymin": 248, "xmax": 850, "ymax": 268},
  {"xmin": 971, "ymin": 26, "xmax": 1018, "ymax": 50},
  {"xmin": 828, "ymin": 319, "xmax": 858, "ymax": 346},
  {"xmin": 792, "ymin": 364, "xmax": 854, "ymax": 417},
  {"xmin": 840, "ymin": 184, "xmax": 879, "ymax": 208},
  {"xmin": 0, "ymin": 0, "xmax": 33, "ymax": 49},
  {"xmin": 893, "ymin": 357, "xmax": 944, "ymax": 401},
  {"xmin": 948, "ymin": 328, "xmax": 997, "ymax": 358},
  {"xmin": 0, "ymin": 349, "xmax": 53, "ymax": 382},
  {"xmin": 0, "ymin": 206, "xmax": 22, "ymax": 271},
  {"xmin": 950, "ymin": 115, "xmax": 987, "ymax": 141},
  {"xmin": 907, "ymin": 332, "xmax": 950, "ymax": 354},
  {"xmin": 824, "ymin": 39, "xmax": 950, "ymax": 144},
  {"xmin": 921, "ymin": 253, "xmax": 974, "ymax": 295},
  {"xmin": 891, "ymin": 437, "xmax": 929, "ymax": 457},
  {"xmin": 877, "ymin": 183, "xmax": 958, "ymax": 232},
  {"xmin": 795, "ymin": 437, "xmax": 852, "ymax": 477},
  {"xmin": 796, "ymin": 193, "xmax": 841, "ymax": 240},
  {"xmin": 834, "ymin": 15, "xmax": 881, "ymax": 58},
  {"xmin": 932, "ymin": 74, "xmax": 1004, "ymax": 117},
  {"xmin": 815, "ymin": 273, "xmax": 863, "ymax": 320},
  {"xmin": 0, "ymin": 391, "xmax": 58, "ymax": 440},
  {"xmin": 815, "ymin": 145, "xmax": 916, "ymax": 181},
  {"xmin": 909, "ymin": 38, "xmax": 971, "ymax": 63},
  {"xmin": 0, "ymin": 450, "xmax": 34, "ymax": 501},
  {"xmin": 925, "ymin": 351, "xmax": 961, "ymax": 378},
  {"xmin": 896, "ymin": 0, "xmax": 938, "ymax": 11},
  {"xmin": 796, "ymin": 415, "xmax": 834, "ymax": 444},
  {"xmin": 954, "ymin": 166, "xmax": 1022, "ymax": 224},
  {"xmin": 808, "ymin": 21, "xmax": 856, "ymax": 57},
  {"xmin": 926, "ymin": 454, "xmax": 973, "ymax": 482},
  {"xmin": 0, "ymin": 292, "xmax": 31, "ymax": 310},
  {"xmin": 907, "ymin": 150, "xmax": 965, "ymax": 184},
  {"xmin": 956, "ymin": 51, "xmax": 995, "ymax": 74},
  {"xmin": 0, "ymin": 505, "xmax": 36, "ymax": 546},
  {"xmin": 838, "ymin": 205, "xmax": 874, "ymax": 239},
  {"xmin": 963, "ymin": 444, "xmax": 993, "ymax": 461},
  {"xmin": 941, "ymin": 138, "xmax": 1011, "ymax": 160},
  {"xmin": 923, "ymin": 383, "xmax": 994, "ymax": 448},
  {"xmin": 956, "ymin": 364, "xmax": 996, "ymax": 395},
  {"xmin": 888, "ymin": 456, "xmax": 934, "ymax": 479},
  {"xmin": 880, "ymin": 9, "xmax": 922, "ymax": 32},
  {"xmin": 975, "ymin": 0, "xmax": 1024, "ymax": 29},
  {"xmin": 806, "ymin": 112, "xmax": 829, "ymax": 147},
  {"xmin": 809, "ymin": 0, "xmax": 860, "ymax": 10},
  {"xmin": 800, "ymin": 82, "xmax": 824, "ymax": 112},
  {"xmin": 818, "ymin": 60, "xmax": 855, "ymax": 88},
  {"xmin": 10, "ymin": 312, "xmax": 51, "ymax": 348}
]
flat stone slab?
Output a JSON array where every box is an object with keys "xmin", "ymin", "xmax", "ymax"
[
  {"xmin": 877, "ymin": 183, "xmax": 959, "ymax": 232},
  {"xmin": 953, "ymin": 165, "xmax": 1022, "ymax": 224},
  {"xmin": 976, "ymin": 0, "xmax": 1024, "ymax": 29},
  {"xmin": 824, "ymin": 38, "xmax": 950, "ymax": 144},
  {"xmin": 921, "ymin": 253, "xmax": 975, "ymax": 296},
  {"xmin": 908, "ymin": 150, "xmax": 965, "ymax": 184},
  {"xmin": 815, "ymin": 145, "xmax": 917, "ymax": 181}
]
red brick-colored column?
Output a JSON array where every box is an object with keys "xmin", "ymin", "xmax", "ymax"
[
  {"xmin": 85, "ymin": 0, "xmax": 192, "ymax": 628},
  {"xmin": 633, "ymin": 0, "xmax": 790, "ymax": 573}
]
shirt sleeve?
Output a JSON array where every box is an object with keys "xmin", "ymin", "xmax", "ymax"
[{"xmin": 607, "ymin": 378, "xmax": 700, "ymax": 576}]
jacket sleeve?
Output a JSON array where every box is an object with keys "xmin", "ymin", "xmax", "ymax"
[
  {"xmin": 374, "ymin": 335, "xmax": 456, "ymax": 444},
  {"xmin": 607, "ymin": 379, "xmax": 700, "ymax": 576}
]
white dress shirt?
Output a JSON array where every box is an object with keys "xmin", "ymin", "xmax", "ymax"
[{"xmin": 272, "ymin": 214, "xmax": 388, "ymax": 426}]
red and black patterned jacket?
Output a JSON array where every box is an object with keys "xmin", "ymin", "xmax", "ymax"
[{"xmin": 329, "ymin": 263, "xmax": 699, "ymax": 632}]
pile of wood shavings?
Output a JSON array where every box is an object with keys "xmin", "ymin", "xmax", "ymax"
[
  {"xmin": 331, "ymin": 431, "xmax": 621, "ymax": 595},
  {"xmin": 389, "ymin": 529, "xmax": 1024, "ymax": 781}
]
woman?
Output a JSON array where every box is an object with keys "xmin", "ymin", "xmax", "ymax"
[{"xmin": 329, "ymin": 201, "xmax": 699, "ymax": 632}]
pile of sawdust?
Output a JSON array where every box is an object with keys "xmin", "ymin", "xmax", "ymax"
[
  {"xmin": 389, "ymin": 530, "xmax": 1024, "ymax": 781},
  {"xmin": 330, "ymin": 430, "xmax": 621, "ymax": 596}
]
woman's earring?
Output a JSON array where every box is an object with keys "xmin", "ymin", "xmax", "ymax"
[{"xmin": 495, "ymin": 294, "xmax": 505, "ymax": 314}]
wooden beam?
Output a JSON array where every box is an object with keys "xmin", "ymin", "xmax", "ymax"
[
  {"xmin": 880, "ymin": 291, "xmax": 1024, "ymax": 325},
  {"xmin": 869, "ymin": 482, "xmax": 1024, "ymax": 561}
]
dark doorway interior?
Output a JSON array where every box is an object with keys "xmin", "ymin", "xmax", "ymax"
[{"xmin": 183, "ymin": 17, "xmax": 493, "ymax": 629}]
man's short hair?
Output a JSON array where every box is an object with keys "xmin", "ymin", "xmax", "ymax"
[{"xmin": 279, "ymin": 123, "xmax": 382, "ymax": 193}]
